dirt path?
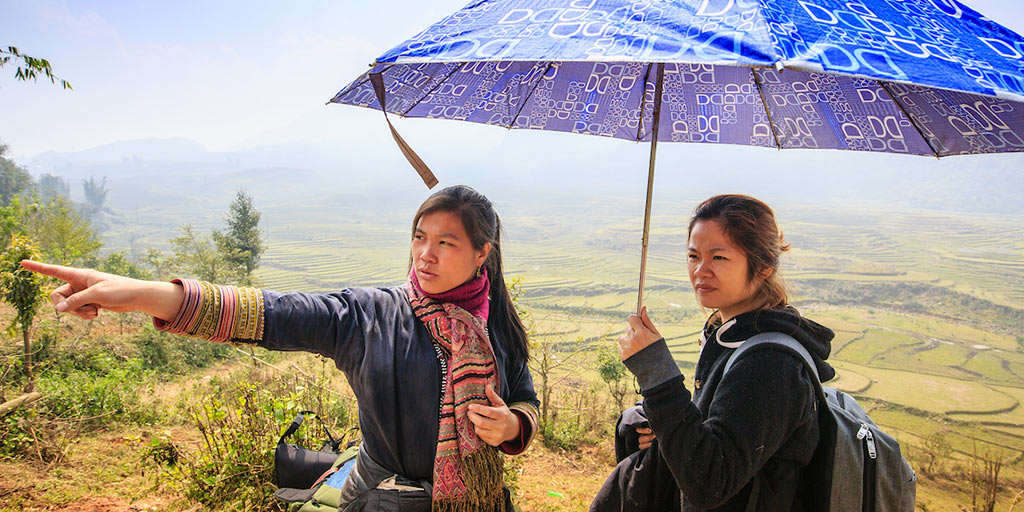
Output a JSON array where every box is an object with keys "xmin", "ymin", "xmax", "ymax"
[
  {"xmin": 515, "ymin": 443, "xmax": 616, "ymax": 512},
  {"xmin": 0, "ymin": 427, "xmax": 195, "ymax": 512}
]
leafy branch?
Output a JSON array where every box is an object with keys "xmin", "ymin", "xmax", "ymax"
[{"xmin": 1, "ymin": 46, "xmax": 72, "ymax": 90}]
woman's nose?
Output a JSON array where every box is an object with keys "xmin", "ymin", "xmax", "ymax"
[
  {"xmin": 693, "ymin": 260, "xmax": 711, "ymax": 277},
  {"xmin": 417, "ymin": 244, "xmax": 437, "ymax": 262}
]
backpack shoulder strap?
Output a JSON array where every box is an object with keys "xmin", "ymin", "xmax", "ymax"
[
  {"xmin": 725, "ymin": 333, "xmax": 826, "ymax": 512},
  {"xmin": 723, "ymin": 332, "xmax": 820, "ymax": 383}
]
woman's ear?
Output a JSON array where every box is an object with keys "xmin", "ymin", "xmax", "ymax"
[
  {"xmin": 476, "ymin": 243, "xmax": 492, "ymax": 268},
  {"xmin": 756, "ymin": 266, "xmax": 773, "ymax": 281}
]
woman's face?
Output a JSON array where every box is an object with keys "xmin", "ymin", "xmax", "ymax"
[
  {"xmin": 687, "ymin": 219, "xmax": 765, "ymax": 322},
  {"xmin": 412, "ymin": 211, "xmax": 490, "ymax": 294}
]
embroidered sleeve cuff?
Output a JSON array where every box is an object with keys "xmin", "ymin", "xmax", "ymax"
[
  {"xmin": 623, "ymin": 338, "xmax": 681, "ymax": 393},
  {"xmin": 501, "ymin": 402, "xmax": 539, "ymax": 455},
  {"xmin": 153, "ymin": 279, "xmax": 265, "ymax": 343}
]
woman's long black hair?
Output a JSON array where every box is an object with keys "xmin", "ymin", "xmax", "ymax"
[{"xmin": 411, "ymin": 185, "xmax": 529, "ymax": 362}]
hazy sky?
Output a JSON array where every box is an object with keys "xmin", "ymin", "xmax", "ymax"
[{"xmin": 1, "ymin": 1, "xmax": 1023, "ymax": 159}]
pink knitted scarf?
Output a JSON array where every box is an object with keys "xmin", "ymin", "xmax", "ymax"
[
  {"xmin": 407, "ymin": 268, "xmax": 504, "ymax": 512},
  {"xmin": 409, "ymin": 267, "xmax": 490, "ymax": 320}
]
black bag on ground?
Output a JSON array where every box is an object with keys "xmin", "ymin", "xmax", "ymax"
[{"xmin": 275, "ymin": 410, "xmax": 343, "ymax": 489}]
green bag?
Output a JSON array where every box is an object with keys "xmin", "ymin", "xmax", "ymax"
[{"xmin": 275, "ymin": 445, "xmax": 359, "ymax": 512}]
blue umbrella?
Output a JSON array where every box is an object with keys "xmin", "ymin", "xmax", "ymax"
[{"xmin": 330, "ymin": 0, "xmax": 1024, "ymax": 311}]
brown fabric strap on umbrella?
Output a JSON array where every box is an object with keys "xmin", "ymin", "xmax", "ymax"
[{"xmin": 370, "ymin": 72, "xmax": 438, "ymax": 189}]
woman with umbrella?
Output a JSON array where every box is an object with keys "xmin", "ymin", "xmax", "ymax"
[
  {"xmin": 593, "ymin": 194, "xmax": 835, "ymax": 512},
  {"xmin": 23, "ymin": 185, "xmax": 539, "ymax": 512}
]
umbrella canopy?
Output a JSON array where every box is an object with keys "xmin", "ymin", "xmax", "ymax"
[
  {"xmin": 329, "ymin": 0, "xmax": 1024, "ymax": 310},
  {"xmin": 333, "ymin": 0, "xmax": 1024, "ymax": 155}
]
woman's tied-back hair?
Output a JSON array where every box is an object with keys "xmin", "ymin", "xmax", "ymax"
[
  {"xmin": 412, "ymin": 185, "xmax": 529, "ymax": 362},
  {"xmin": 689, "ymin": 194, "xmax": 791, "ymax": 314}
]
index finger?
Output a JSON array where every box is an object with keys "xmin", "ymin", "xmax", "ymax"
[{"xmin": 20, "ymin": 260, "xmax": 80, "ymax": 283}]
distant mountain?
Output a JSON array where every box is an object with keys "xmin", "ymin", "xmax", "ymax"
[
  {"xmin": 16, "ymin": 137, "xmax": 1024, "ymax": 223},
  {"xmin": 28, "ymin": 138, "xmax": 214, "ymax": 169}
]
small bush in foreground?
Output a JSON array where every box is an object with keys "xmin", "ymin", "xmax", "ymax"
[
  {"xmin": 1, "ymin": 361, "xmax": 156, "ymax": 461},
  {"xmin": 541, "ymin": 384, "xmax": 611, "ymax": 452},
  {"xmin": 144, "ymin": 365, "xmax": 356, "ymax": 510}
]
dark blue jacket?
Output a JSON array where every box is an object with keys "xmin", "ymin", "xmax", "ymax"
[{"xmin": 260, "ymin": 286, "xmax": 539, "ymax": 481}]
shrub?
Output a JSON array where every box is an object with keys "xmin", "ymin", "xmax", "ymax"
[
  {"xmin": 0, "ymin": 363, "xmax": 153, "ymax": 462},
  {"xmin": 541, "ymin": 415, "xmax": 590, "ymax": 452},
  {"xmin": 0, "ymin": 409, "xmax": 35, "ymax": 459},
  {"xmin": 597, "ymin": 345, "xmax": 630, "ymax": 412},
  {"xmin": 37, "ymin": 362, "xmax": 157, "ymax": 428},
  {"xmin": 144, "ymin": 365, "xmax": 356, "ymax": 510},
  {"xmin": 134, "ymin": 325, "xmax": 233, "ymax": 375},
  {"xmin": 0, "ymin": 325, "xmax": 160, "ymax": 460},
  {"xmin": 540, "ymin": 383, "xmax": 610, "ymax": 452}
]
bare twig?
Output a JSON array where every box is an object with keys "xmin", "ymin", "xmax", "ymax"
[
  {"xmin": 229, "ymin": 346, "xmax": 344, "ymax": 398},
  {"xmin": 1008, "ymin": 490, "xmax": 1024, "ymax": 512}
]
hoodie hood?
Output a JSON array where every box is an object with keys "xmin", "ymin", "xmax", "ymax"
[{"xmin": 702, "ymin": 307, "xmax": 836, "ymax": 382}]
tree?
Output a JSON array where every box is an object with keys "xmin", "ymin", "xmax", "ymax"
[
  {"xmin": 597, "ymin": 345, "xmax": 631, "ymax": 413},
  {"xmin": 921, "ymin": 430, "xmax": 952, "ymax": 477},
  {"xmin": 0, "ymin": 195, "xmax": 34, "ymax": 251},
  {"xmin": 25, "ymin": 197, "xmax": 101, "ymax": 266},
  {"xmin": 0, "ymin": 235, "xmax": 47, "ymax": 392},
  {"xmin": 100, "ymin": 252, "xmax": 151, "ymax": 280},
  {"xmin": 143, "ymin": 247, "xmax": 174, "ymax": 282},
  {"xmin": 81, "ymin": 176, "xmax": 109, "ymax": 219},
  {"xmin": 528, "ymin": 327, "xmax": 588, "ymax": 428},
  {"xmin": 171, "ymin": 224, "xmax": 241, "ymax": 283},
  {"xmin": 39, "ymin": 174, "xmax": 70, "ymax": 201},
  {"xmin": 963, "ymin": 443, "xmax": 1003, "ymax": 512},
  {"xmin": 0, "ymin": 144, "xmax": 36, "ymax": 206},
  {"xmin": 1, "ymin": 46, "xmax": 72, "ymax": 89},
  {"xmin": 213, "ymin": 189, "xmax": 265, "ymax": 284}
]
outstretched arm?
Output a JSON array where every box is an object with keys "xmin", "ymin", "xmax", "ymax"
[{"xmin": 20, "ymin": 260, "xmax": 184, "ymax": 321}]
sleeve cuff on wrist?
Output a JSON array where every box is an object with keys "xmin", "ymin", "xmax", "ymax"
[{"xmin": 624, "ymin": 338, "xmax": 681, "ymax": 393}]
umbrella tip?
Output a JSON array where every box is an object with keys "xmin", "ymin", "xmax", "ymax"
[{"xmin": 774, "ymin": 61, "xmax": 785, "ymax": 73}]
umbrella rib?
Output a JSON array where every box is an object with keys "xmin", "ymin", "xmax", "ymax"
[
  {"xmin": 751, "ymin": 68, "xmax": 782, "ymax": 150},
  {"xmin": 636, "ymin": 64, "xmax": 654, "ymax": 142},
  {"xmin": 330, "ymin": 64, "xmax": 395, "ymax": 105},
  {"xmin": 400, "ymin": 62, "xmax": 465, "ymax": 118},
  {"xmin": 878, "ymin": 81, "xmax": 942, "ymax": 159},
  {"xmin": 507, "ymin": 62, "xmax": 553, "ymax": 129}
]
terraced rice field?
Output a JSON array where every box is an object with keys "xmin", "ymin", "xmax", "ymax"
[
  {"xmin": 247, "ymin": 201, "xmax": 1024, "ymax": 476},
  {"xmin": 835, "ymin": 360, "xmax": 1016, "ymax": 414}
]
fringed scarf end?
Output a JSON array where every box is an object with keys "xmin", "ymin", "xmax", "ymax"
[{"xmin": 432, "ymin": 447, "xmax": 505, "ymax": 512}]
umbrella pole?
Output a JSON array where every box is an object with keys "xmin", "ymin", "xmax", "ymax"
[{"xmin": 637, "ymin": 63, "xmax": 665, "ymax": 315}]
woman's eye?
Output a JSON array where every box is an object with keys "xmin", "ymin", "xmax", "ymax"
[
  {"xmin": 687, "ymin": 254, "xmax": 698, "ymax": 260},
  {"xmin": 713, "ymin": 255, "xmax": 727, "ymax": 260}
]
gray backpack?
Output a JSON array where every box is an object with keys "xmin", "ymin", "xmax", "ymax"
[{"xmin": 725, "ymin": 332, "xmax": 917, "ymax": 512}]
